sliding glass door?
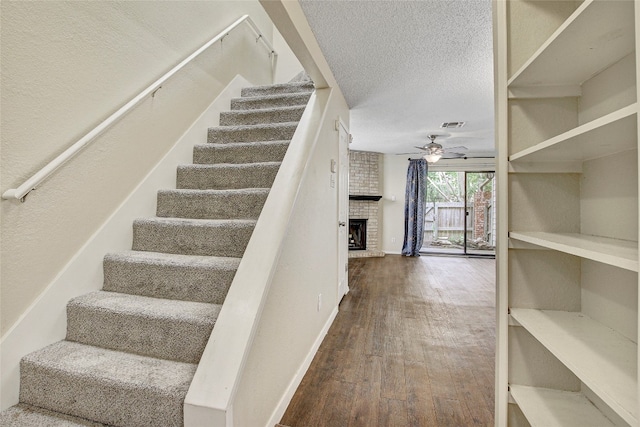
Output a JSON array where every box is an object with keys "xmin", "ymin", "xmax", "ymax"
[{"xmin": 421, "ymin": 171, "xmax": 495, "ymax": 256}]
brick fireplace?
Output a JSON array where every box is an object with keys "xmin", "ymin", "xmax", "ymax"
[{"xmin": 349, "ymin": 151, "xmax": 384, "ymax": 258}]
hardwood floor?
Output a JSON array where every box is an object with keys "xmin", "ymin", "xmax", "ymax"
[{"xmin": 279, "ymin": 254, "xmax": 495, "ymax": 427}]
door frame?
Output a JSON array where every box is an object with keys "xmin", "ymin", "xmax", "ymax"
[
  {"xmin": 337, "ymin": 118, "xmax": 350, "ymax": 301},
  {"xmin": 421, "ymin": 170, "xmax": 496, "ymax": 257}
]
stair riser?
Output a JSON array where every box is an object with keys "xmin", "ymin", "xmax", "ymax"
[
  {"xmin": 208, "ymin": 123, "xmax": 297, "ymax": 144},
  {"xmin": 103, "ymin": 255, "xmax": 235, "ymax": 304},
  {"xmin": 230, "ymin": 93, "xmax": 311, "ymax": 110},
  {"xmin": 132, "ymin": 221, "xmax": 254, "ymax": 257},
  {"xmin": 240, "ymin": 83, "xmax": 313, "ymax": 97},
  {"xmin": 193, "ymin": 142, "xmax": 289, "ymax": 164},
  {"xmin": 219, "ymin": 106, "xmax": 305, "ymax": 126},
  {"xmin": 157, "ymin": 190, "xmax": 268, "ymax": 219},
  {"xmin": 66, "ymin": 305, "xmax": 215, "ymax": 364},
  {"xmin": 177, "ymin": 165, "xmax": 279, "ymax": 190},
  {"xmin": 0, "ymin": 404, "xmax": 107, "ymax": 426},
  {"xmin": 20, "ymin": 361, "xmax": 187, "ymax": 427}
]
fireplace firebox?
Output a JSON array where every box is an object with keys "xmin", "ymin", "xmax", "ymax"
[{"xmin": 349, "ymin": 219, "xmax": 367, "ymax": 250}]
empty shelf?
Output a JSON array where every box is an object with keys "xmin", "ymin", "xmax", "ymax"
[
  {"xmin": 510, "ymin": 385, "xmax": 615, "ymax": 427},
  {"xmin": 509, "ymin": 232, "xmax": 638, "ymax": 272},
  {"xmin": 508, "ymin": 0, "xmax": 635, "ymax": 89},
  {"xmin": 510, "ymin": 309, "xmax": 637, "ymax": 425},
  {"xmin": 509, "ymin": 104, "xmax": 637, "ymax": 163}
]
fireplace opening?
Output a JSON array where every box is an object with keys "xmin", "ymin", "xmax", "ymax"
[{"xmin": 349, "ymin": 219, "xmax": 367, "ymax": 250}]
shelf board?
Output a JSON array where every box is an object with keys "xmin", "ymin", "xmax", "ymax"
[
  {"xmin": 508, "ymin": 0, "xmax": 635, "ymax": 89},
  {"xmin": 509, "ymin": 104, "xmax": 637, "ymax": 163},
  {"xmin": 510, "ymin": 309, "xmax": 637, "ymax": 425},
  {"xmin": 509, "ymin": 232, "xmax": 638, "ymax": 272},
  {"xmin": 510, "ymin": 385, "xmax": 615, "ymax": 427}
]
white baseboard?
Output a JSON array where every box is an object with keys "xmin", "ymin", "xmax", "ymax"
[
  {"xmin": 0, "ymin": 75, "xmax": 250, "ymax": 410},
  {"xmin": 385, "ymin": 251, "xmax": 402, "ymax": 255},
  {"xmin": 266, "ymin": 306, "xmax": 339, "ymax": 427}
]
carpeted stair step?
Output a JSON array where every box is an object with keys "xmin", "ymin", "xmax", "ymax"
[
  {"xmin": 177, "ymin": 162, "xmax": 281, "ymax": 190},
  {"xmin": 240, "ymin": 81, "xmax": 314, "ymax": 97},
  {"xmin": 208, "ymin": 122, "xmax": 298, "ymax": 144},
  {"xmin": 66, "ymin": 291, "xmax": 220, "ymax": 364},
  {"xmin": 0, "ymin": 403, "xmax": 106, "ymax": 427},
  {"xmin": 157, "ymin": 188, "xmax": 269, "ymax": 219},
  {"xmin": 219, "ymin": 105, "xmax": 305, "ymax": 126},
  {"xmin": 231, "ymin": 92, "xmax": 312, "ymax": 111},
  {"xmin": 103, "ymin": 251, "xmax": 239, "ymax": 304},
  {"xmin": 19, "ymin": 341, "xmax": 195, "ymax": 427},
  {"xmin": 193, "ymin": 140, "xmax": 290, "ymax": 165},
  {"xmin": 132, "ymin": 217, "xmax": 255, "ymax": 257}
]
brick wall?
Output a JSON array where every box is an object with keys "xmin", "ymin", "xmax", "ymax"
[
  {"xmin": 349, "ymin": 151, "xmax": 380, "ymax": 250},
  {"xmin": 349, "ymin": 151, "xmax": 379, "ymax": 195},
  {"xmin": 473, "ymin": 191, "xmax": 491, "ymax": 241}
]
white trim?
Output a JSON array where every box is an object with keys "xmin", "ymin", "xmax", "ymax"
[
  {"xmin": 337, "ymin": 116, "xmax": 350, "ymax": 301},
  {"xmin": 508, "ymin": 84, "xmax": 581, "ymax": 99},
  {"xmin": 385, "ymin": 251, "xmax": 402, "ymax": 255},
  {"xmin": 0, "ymin": 75, "xmax": 250, "ymax": 411},
  {"xmin": 265, "ymin": 306, "xmax": 339, "ymax": 427}
]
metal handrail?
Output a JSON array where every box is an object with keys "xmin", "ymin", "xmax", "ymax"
[{"xmin": 2, "ymin": 15, "xmax": 276, "ymax": 202}]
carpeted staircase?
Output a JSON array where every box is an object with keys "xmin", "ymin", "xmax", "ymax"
[{"xmin": 0, "ymin": 78, "xmax": 314, "ymax": 426}]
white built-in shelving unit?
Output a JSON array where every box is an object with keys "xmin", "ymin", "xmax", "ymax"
[{"xmin": 494, "ymin": 0, "xmax": 640, "ymax": 426}]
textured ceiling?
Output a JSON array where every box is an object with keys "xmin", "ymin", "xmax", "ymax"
[{"xmin": 299, "ymin": 0, "xmax": 495, "ymax": 157}]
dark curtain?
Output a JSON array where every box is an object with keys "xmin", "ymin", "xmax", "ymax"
[{"xmin": 401, "ymin": 159, "xmax": 428, "ymax": 256}]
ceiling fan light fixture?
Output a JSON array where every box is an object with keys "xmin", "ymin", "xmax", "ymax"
[
  {"xmin": 423, "ymin": 141, "xmax": 444, "ymax": 163},
  {"xmin": 424, "ymin": 152, "xmax": 442, "ymax": 163}
]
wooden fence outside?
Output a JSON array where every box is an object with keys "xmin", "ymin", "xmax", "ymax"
[{"xmin": 424, "ymin": 202, "xmax": 472, "ymax": 245}]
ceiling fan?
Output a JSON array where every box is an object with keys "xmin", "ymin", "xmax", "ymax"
[{"xmin": 414, "ymin": 134, "xmax": 467, "ymax": 163}]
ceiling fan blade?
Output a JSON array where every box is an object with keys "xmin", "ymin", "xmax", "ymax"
[
  {"xmin": 444, "ymin": 146, "xmax": 468, "ymax": 151},
  {"xmin": 442, "ymin": 152, "xmax": 466, "ymax": 159},
  {"xmin": 413, "ymin": 146, "xmax": 428, "ymax": 151}
]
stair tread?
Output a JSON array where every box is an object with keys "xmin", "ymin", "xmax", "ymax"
[
  {"xmin": 219, "ymin": 105, "xmax": 305, "ymax": 126},
  {"xmin": 179, "ymin": 161, "xmax": 281, "ymax": 169},
  {"xmin": 103, "ymin": 251, "xmax": 238, "ymax": 304},
  {"xmin": 134, "ymin": 217, "xmax": 257, "ymax": 226},
  {"xmin": 241, "ymin": 81, "xmax": 313, "ymax": 93},
  {"xmin": 0, "ymin": 404, "xmax": 107, "ymax": 427},
  {"xmin": 230, "ymin": 92, "xmax": 312, "ymax": 110},
  {"xmin": 158, "ymin": 188, "xmax": 270, "ymax": 195},
  {"xmin": 105, "ymin": 250, "xmax": 241, "ymax": 267},
  {"xmin": 68, "ymin": 291, "xmax": 221, "ymax": 325},
  {"xmin": 132, "ymin": 217, "xmax": 255, "ymax": 257},
  {"xmin": 197, "ymin": 140, "xmax": 290, "ymax": 148},
  {"xmin": 234, "ymin": 92, "xmax": 312, "ymax": 101},
  {"xmin": 193, "ymin": 141, "xmax": 290, "ymax": 165},
  {"xmin": 20, "ymin": 341, "xmax": 195, "ymax": 425},
  {"xmin": 210, "ymin": 121, "xmax": 299, "ymax": 131},
  {"xmin": 222, "ymin": 105, "xmax": 305, "ymax": 114},
  {"xmin": 22, "ymin": 341, "xmax": 196, "ymax": 392}
]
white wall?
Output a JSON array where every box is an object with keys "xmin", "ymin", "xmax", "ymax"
[
  {"xmin": 0, "ymin": 1, "xmax": 276, "ymax": 335},
  {"xmin": 381, "ymin": 155, "xmax": 496, "ymax": 254},
  {"xmin": 232, "ymin": 90, "xmax": 349, "ymax": 426},
  {"xmin": 273, "ymin": 27, "xmax": 304, "ymax": 83},
  {"xmin": 381, "ymin": 155, "xmax": 408, "ymax": 254}
]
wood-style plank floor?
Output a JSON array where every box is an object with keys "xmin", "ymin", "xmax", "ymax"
[{"xmin": 279, "ymin": 255, "xmax": 495, "ymax": 427}]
